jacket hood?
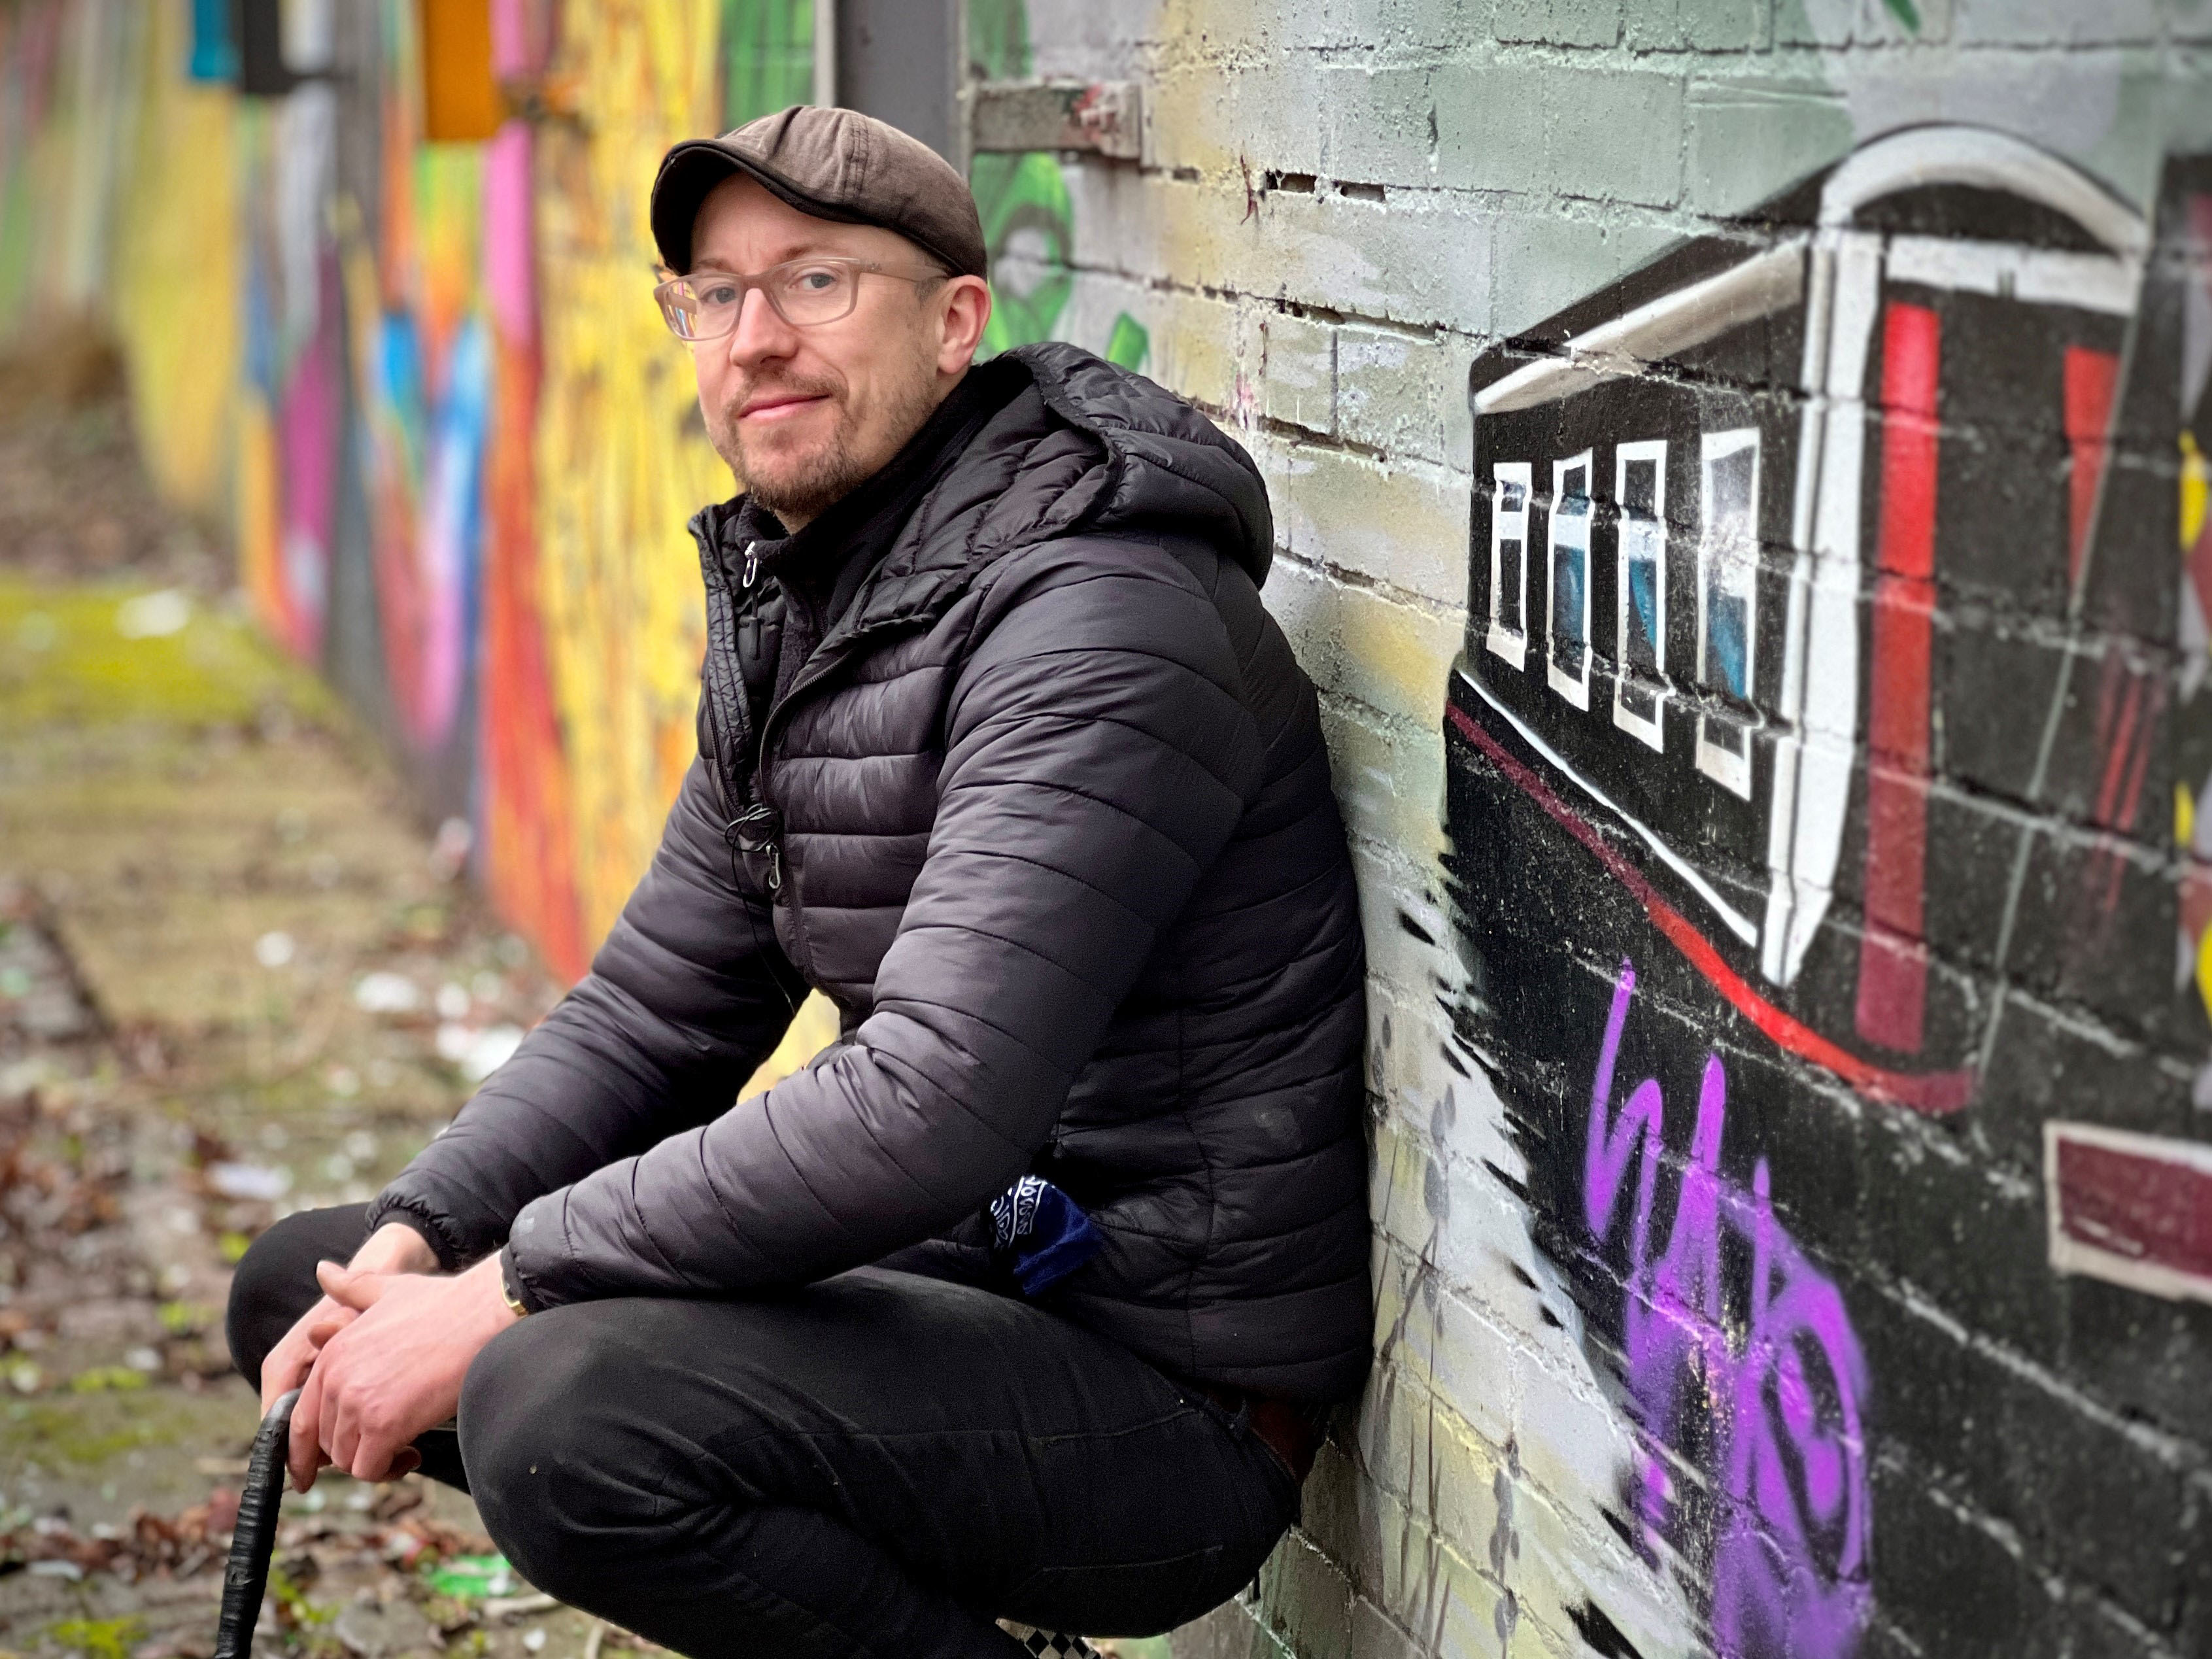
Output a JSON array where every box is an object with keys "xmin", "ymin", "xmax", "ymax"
[
  {"xmin": 1006, "ymin": 342, "xmax": 1272, "ymax": 582},
  {"xmin": 817, "ymin": 343, "xmax": 1273, "ymax": 642}
]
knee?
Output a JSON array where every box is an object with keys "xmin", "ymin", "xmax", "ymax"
[
  {"xmin": 224, "ymin": 1208, "xmax": 359, "ymax": 1390},
  {"xmin": 459, "ymin": 1308, "xmax": 659, "ymax": 1600}
]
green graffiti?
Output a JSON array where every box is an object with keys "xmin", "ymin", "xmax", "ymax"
[
  {"xmin": 724, "ymin": 0, "xmax": 814, "ymax": 129},
  {"xmin": 1104, "ymin": 312, "xmax": 1149, "ymax": 373},
  {"xmin": 967, "ymin": 0, "xmax": 1029, "ymax": 81},
  {"xmin": 966, "ymin": 0, "xmax": 1082, "ymax": 356},
  {"xmin": 1882, "ymin": 0, "xmax": 1922, "ymax": 30},
  {"xmin": 975, "ymin": 150, "xmax": 1075, "ymax": 355}
]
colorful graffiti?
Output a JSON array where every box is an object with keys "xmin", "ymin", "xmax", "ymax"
[
  {"xmin": 1585, "ymin": 960, "xmax": 1871, "ymax": 1659},
  {"xmin": 1448, "ymin": 128, "xmax": 2212, "ymax": 1656},
  {"xmin": 237, "ymin": 63, "xmax": 343, "ymax": 664},
  {"xmin": 2168, "ymin": 169, "xmax": 2212, "ymax": 1082},
  {"xmin": 1457, "ymin": 126, "xmax": 2149, "ymax": 1116},
  {"xmin": 475, "ymin": 0, "xmax": 585, "ymax": 978},
  {"xmin": 0, "ymin": 0, "xmax": 1150, "ymax": 997},
  {"xmin": 530, "ymin": 0, "xmax": 728, "ymax": 956},
  {"xmin": 111, "ymin": 1, "xmax": 239, "ymax": 519}
]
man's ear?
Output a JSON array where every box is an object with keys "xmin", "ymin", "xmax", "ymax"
[{"xmin": 936, "ymin": 275, "xmax": 993, "ymax": 375}]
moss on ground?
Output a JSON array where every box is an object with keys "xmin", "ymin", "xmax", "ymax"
[
  {"xmin": 0, "ymin": 1392, "xmax": 235, "ymax": 1471},
  {"xmin": 0, "ymin": 577, "xmax": 336, "ymax": 731}
]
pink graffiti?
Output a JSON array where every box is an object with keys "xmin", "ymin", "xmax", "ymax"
[{"xmin": 1587, "ymin": 961, "xmax": 1873, "ymax": 1659}]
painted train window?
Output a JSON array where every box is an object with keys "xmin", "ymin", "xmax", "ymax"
[
  {"xmin": 1696, "ymin": 428, "xmax": 1761, "ymax": 796},
  {"xmin": 1486, "ymin": 462, "xmax": 1531, "ymax": 670},
  {"xmin": 1612, "ymin": 440, "xmax": 1667, "ymax": 750},
  {"xmin": 1548, "ymin": 451, "xmax": 1594, "ymax": 709}
]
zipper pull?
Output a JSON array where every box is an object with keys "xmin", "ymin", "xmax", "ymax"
[
  {"xmin": 741, "ymin": 539, "xmax": 760, "ymax": 589},
  {"xmin": 728, "ymin": 803, "xmax": 784, "ymax": 895}
]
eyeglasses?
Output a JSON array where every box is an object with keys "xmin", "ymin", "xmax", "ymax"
[{"xmin": 653, "ymin": 256, "xmax": 944, "ymax": 339}]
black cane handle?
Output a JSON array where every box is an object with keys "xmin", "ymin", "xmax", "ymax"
[{"xmin": 213, "ymin": 1388, "xmax": 300, "ymax": 1659}]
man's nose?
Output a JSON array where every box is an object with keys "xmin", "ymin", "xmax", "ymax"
[{"xmin": 725, "ymin": 286, "xmax": 798, "ymax": 368}]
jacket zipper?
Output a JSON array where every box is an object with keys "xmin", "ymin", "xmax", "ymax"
[
  {"xmin": 725, "ymin": 540, "xmax": 783, "ymax": 892},
  {"xmin": 698, "ymin": 515, "xmax": 932, "ymax": 910},
  {"xmin": 697, "ymin": 524, "xmax": 783, "ymax": 896}
]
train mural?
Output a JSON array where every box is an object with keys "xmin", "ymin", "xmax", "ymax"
[
  {"xmin": 1455, "ymin": 125, "xmax": 2162, "ymax": 1114},
  {"xmin": 1446, "ymin": 127, "xmax": 2212, "ymax": 1656}
]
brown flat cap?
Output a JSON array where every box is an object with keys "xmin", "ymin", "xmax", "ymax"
[{"xmin": 651, "ymin": 105, "xmax": 988, "ymax": 279}]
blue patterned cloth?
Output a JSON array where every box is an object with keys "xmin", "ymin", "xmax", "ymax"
[{"xmin": 987, "ymin": 1176, "xmax": 1104, "ymax": 1296}]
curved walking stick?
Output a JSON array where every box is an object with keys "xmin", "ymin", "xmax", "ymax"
[{"xmin": 213, "ymin": 1388, "xmax": 301, "ymax": 1659}]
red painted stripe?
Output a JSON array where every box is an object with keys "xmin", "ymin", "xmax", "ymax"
[
  {"xmin": 2063, "ymin": 346, "xmax": 2120, "ymax": 591},
  {"xmin": 1446, "ymin": 699, "xmax": 1977, "ymax": 1115},
  {"xmin": 1856, "ymin": 302, "xmax": 1942, "ymax": 1056},
  {"xmin": 2054, "ymin": 1132, "xmax": 2212, "ymax": 1284}
]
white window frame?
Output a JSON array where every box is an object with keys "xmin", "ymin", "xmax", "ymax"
[
  {"xmin": 1547, "ymin": 450, "xmax": 1595, "ymax": 710},
  {"xmin": 1486, "ymin": 462, "xmax": 1532, "ymax": 670},
  {"xmin": 1612, "ymin": 439, "xmax": 1668, "ymax": 751},
  {"xmin": 1695, "ymin": 427, "xmax": 1761, "ymax": 798}
]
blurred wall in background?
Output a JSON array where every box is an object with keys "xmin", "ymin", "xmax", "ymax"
[{"xmin": 12, "ymin": 4, "xmax": 2212, "ymax": 1658}]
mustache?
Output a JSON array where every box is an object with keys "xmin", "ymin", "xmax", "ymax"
[{"xmin": 720, "ymin": 374, "xmax": 843, "ymax": 422}]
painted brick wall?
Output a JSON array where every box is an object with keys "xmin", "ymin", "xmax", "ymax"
[{"xmin": 1012, "ymin": 3, "xmax": 2212, "ymax": 1656}]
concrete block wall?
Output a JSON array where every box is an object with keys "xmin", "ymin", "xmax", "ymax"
[{"xmin": 1017, "ymin": 2, "xmax": 2212, "ymax": 1655}]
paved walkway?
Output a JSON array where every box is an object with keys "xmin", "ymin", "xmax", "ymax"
[{"xmin": 0, "ymin": 384, "xmax": 585, "ymax": 1658}]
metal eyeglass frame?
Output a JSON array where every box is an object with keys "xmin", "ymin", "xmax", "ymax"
[{"xmin": 654, "ymin": 256, "xmax": 946, "ymax": 341}]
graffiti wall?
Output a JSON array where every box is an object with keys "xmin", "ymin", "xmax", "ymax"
[
  {"xmin": 1441, "ymin": 119, "xmax": 2212, "ymax": 1659},
  {"xmin": 0, "ymin": 0, "xmax": 840, "ymax": 1042},
  {"xmin": 14, "ymin": 1, "xmax": 2212, "ymax": 1656}
]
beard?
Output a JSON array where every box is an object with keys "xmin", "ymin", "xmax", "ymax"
[{"xmin": 706, "ymin": 349, "xmax": 941, "ymax": 526}]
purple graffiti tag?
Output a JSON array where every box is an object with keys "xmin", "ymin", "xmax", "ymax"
[{"xmin": 1587, "ymin": 961, "xmax": 1873, "ymax": 1659}]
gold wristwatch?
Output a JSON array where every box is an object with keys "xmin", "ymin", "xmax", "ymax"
[{"xmin": 499, "ymin": 1255, "xmax": 532, "ymax": 1319}]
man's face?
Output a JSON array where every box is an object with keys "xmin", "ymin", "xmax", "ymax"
[{"xmin": 686, "ymin": 175, "xmax": 984, "ymax": 528}]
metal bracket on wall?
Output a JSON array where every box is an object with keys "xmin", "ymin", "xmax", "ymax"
[{"xmin": 967, "ymin": 80, "xmax": 1142, "ymax": 160}]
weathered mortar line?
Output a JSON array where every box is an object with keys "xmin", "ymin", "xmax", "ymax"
[
  {"xmin": 1890, "ymin": 1280, "xmax": 2205, "ymax": 1474},
  {"xmin": 1269, "ymin": 543, "xmax": 1466, "ymax": 623},
  {"xmin": 1901, "ymin": 1466, "xmax": 2189, "ymax": 1658}
]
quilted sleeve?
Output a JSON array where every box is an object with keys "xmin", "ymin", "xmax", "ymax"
[{"xmin": 364, "ymin": 759, "xmax": 806, "ymax": 1268}]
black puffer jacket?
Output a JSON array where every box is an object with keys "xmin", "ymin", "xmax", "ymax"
[{"xmin": 369, "ymin": 344, "xmax": 1371, "ymax": 1401}]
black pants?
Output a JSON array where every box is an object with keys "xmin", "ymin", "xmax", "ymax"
[{"xmin": 227, "ymin": 1206, "xmax": 1300, "ymax": 1658}]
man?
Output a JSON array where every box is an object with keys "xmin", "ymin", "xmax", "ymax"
[{"xmin": 228, "ymin": 106, "xmax": 1370, "ymax": 1658}]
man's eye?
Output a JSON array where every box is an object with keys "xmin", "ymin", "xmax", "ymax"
[
  {"xmin": 698, "ymin": 284, "xmax": 741, "ymax": 307},
  {"xmin": 791, "ymin": 268, "xmax": 843, "ymax": 292}
]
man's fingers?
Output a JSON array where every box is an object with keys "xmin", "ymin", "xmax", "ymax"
[
  {"xmin": 315, "ymin": 1260, "xmax": 386, "ymax": 1311},
  {"xmin": 349, "ymin": 1429, "xmax": 406, "ymax": 1483},
  {"xmin": 260, "ymin": 1297, "xmax": 358, "ymax": 1412},
  {"xmin": 261, "ymin": 1341, "xmax": 309, "ymax": 1414},
  {"xmin": 303, "ymin": 1308, "xmax": 354, "ymax": 1346},
  {"xmin": 288, "ymin": 1365, "xmax": 327, "ymax": 1493}
]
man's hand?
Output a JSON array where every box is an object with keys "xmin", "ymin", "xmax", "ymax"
[
  {"xmin": 288, "ymin": 1254, "xmax": 519, "ymax": 1491},
  {"xmin": 260, "ymin": 1222, "xmax": 441, "ymax": 1416}
]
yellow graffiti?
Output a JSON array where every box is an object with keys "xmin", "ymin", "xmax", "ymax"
[
  {"xmin": 2178, "ymin": 780, "xmax": 2196, "ymax": 854},
  {"xmin": 109, "ymin": 3, "xmax": 238, "ymax": 519},
  {"xmin": 0, "ymin": 0, "xmax": 241, "ymax": 519},
  {"xmin": 2194, "ymin": 913, "xmax": 2212, "ymax": 1029},
  {"xmin": 2184, "ymin": 430, "xmax": 2207, "ymax": 556},
  {"xmin": 534, "ymin": 0, "xmax": 728, "ymax": 946},
  {"xmin": 236, "ymin": 388, "xmax": 281, "ymax": 630}
]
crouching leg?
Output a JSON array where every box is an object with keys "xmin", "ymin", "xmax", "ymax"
[{"xmin": 458, "ymin": 1271, "xmax": 1297, "ymax": 1659}]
